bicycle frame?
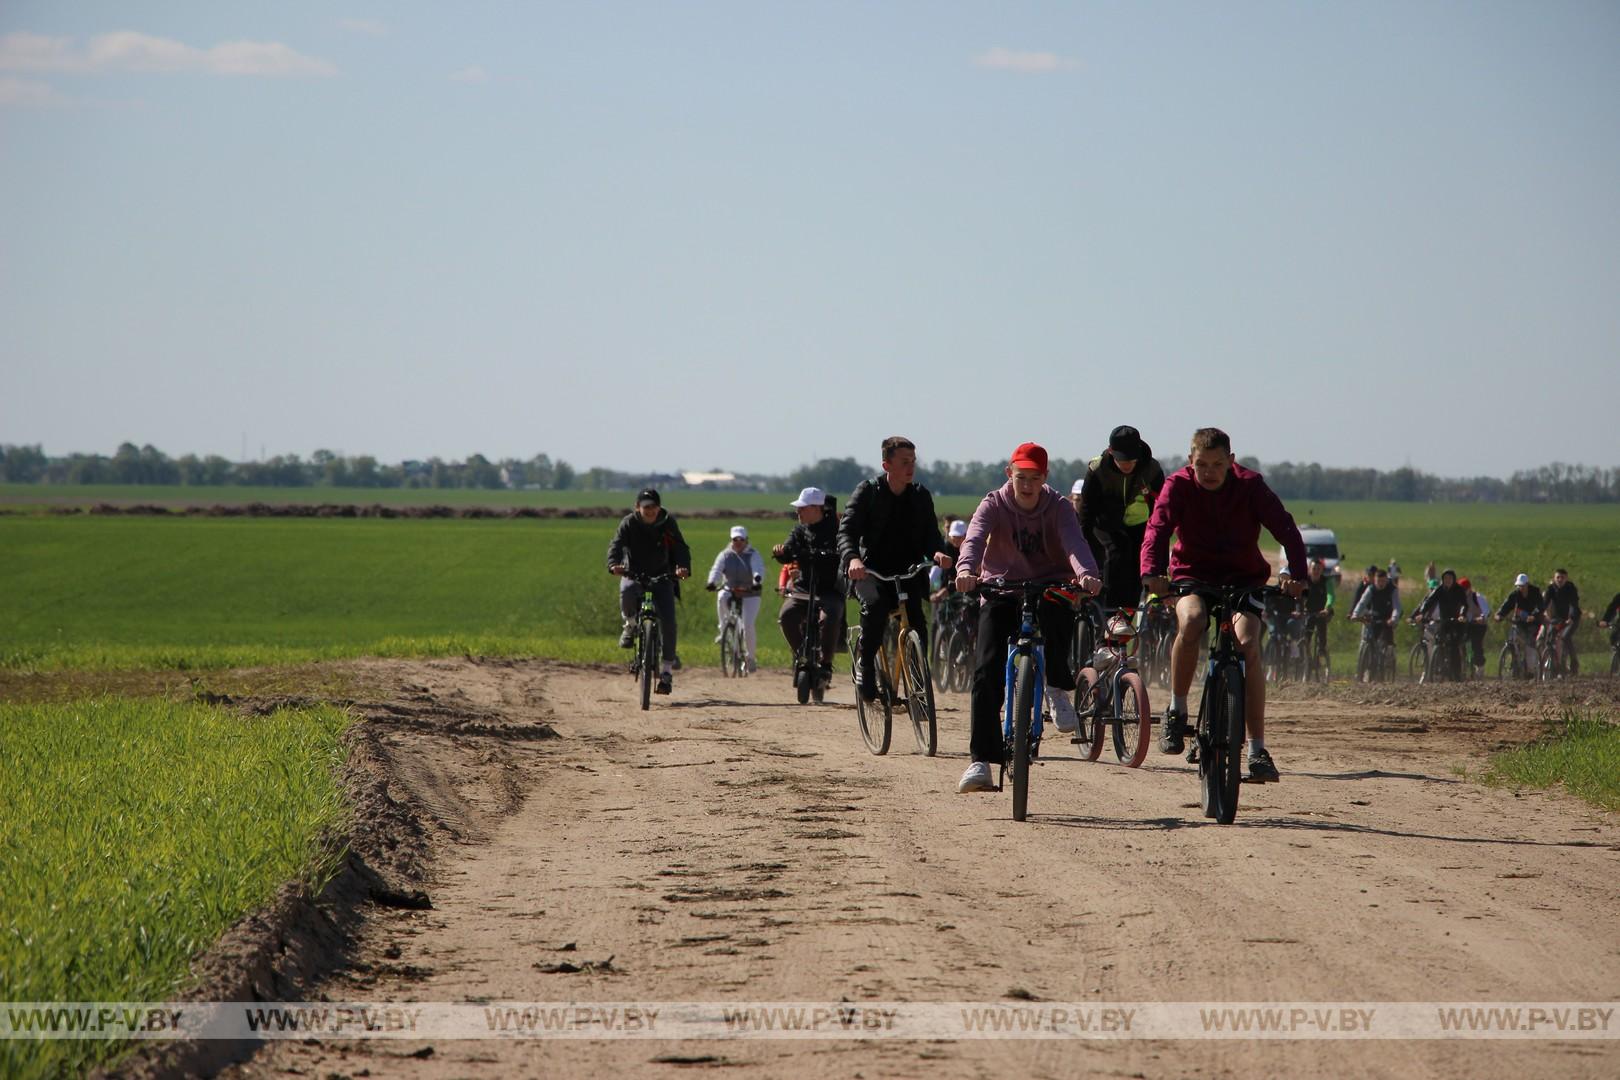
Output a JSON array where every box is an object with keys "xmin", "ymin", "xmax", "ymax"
[{"xmin": 999, "ymin": 591, "xmax": 1049, "ymax": 752}]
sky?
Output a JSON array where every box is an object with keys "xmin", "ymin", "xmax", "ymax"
[{"xmin": 3, "ymin": 1, "xmax": 1618, "ymax": 479}]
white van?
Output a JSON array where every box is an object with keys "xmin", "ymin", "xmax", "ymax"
[{"xmin": 1282, "ymin": 526, "xmax": 1342, "ymax": 581}]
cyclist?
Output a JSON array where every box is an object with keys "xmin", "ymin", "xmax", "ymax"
[
  {"xmin": 1075, "ymin": 425, "xmax": 1166, "ymax": 609},
  {"xmin": 952, "ymin": 441, "xmax": 1102, "ymax": 794},
  {"xmin": 1350, "ymin": 564, "xmax": 1379, "ymax": 611},
  {"xmin": 1067, "ymin": 478, "xmax": 1084, "ymax": 518},
  {"xmin": 1494, "ymin": 572, "xmax": 1545, "ymax": 643},
  {"xmin": 839, "ymin": 436, "xmax": 955, "ymax": 701},
  {"xmin": 706, "ymin": 525, "xmax": 765, "ymax": 673},
  {"xmin": 1350, "ymin": 565, "xmax": 1401, "ymax": 676},
  {"xmin": 929, "ymin": 519, "xmax": 970, "ymax": 646},
  {"xmin": 1263, "ymin": 587, "xmax": 1303, "ymax": 667},
  {"xmin": 1598, "ymin": 590, "xmax": 1620, "ymax": 655},
  {"xmin": 773, "ymin": 486, "xmax": 844, "ymax": 691},
  {"xmin": 607, "ymin": 488, "xmax": 692, "ymax": 695},
  {"xmin": 1302, "ymin": 558, "xmax": 1335, "ymax": 662},
  {"xmin": 1141, "ymin": 427, "xmax": 1309, "ymax": 783},
  {"xmin": 1387, "ymin": 559, "xmax": 1401, "ymax": 589},
  {"xmin": 1458, "ymin": 577, "xmax": 1490, "ymax": 677},
  {"xmin": 1411, "ymin": 569, "xmax": 1469, "ymax": 679},
  {"xmin": 1542, "ymin": 568, "xmax": 1583, "ymax": 674}
]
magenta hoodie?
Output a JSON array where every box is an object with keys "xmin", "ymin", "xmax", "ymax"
[
  {"xmin": 1140, "ymin": 462, "xmax": 1308, "ymax": 586},
  {"xmin": 957, "ymin": 482, "xmax": 1098, "ymax": 584}
]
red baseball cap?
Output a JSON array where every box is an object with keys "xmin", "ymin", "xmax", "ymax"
[{"xmin": 1010, "ymin": 442, "xmax": 1048, "ymax": 473}]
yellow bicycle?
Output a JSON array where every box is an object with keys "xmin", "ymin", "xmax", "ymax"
[{"xmin": 847, "ymin": 561, "xmax": 937, "ymax": 756}]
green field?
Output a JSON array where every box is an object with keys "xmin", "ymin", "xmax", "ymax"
[
  {"xmin": 0, "ymin": 699, "xmax": 350, "ymax": 1080},
  {"xmin": 0, "ymin": 481, "xmax": 988, "ymax": 516},
  {"xmin": 0, "ymin": 514, "xmax": 837, "ymax": 671},
  {"xmin": 1, "ymin": 502, "xmax": 1615, "ymax": 675}
]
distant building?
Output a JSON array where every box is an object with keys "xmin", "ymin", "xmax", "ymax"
[{"xmin": 682, "ymin": 470, "xmax": 738, "ymax": 487}]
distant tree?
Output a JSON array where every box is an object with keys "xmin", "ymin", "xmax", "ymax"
[
  {"xmin": 789, "ymin": 457, "xmax": 868, "ymax": 497},
  {"xmin": 0, "ymin": 443, "xmax": 47, "ymax": 482}
]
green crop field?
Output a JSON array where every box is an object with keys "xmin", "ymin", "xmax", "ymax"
[
  {"xmin": 0, "ymin": 514, "xmax": 839, "ymax": 672},
  {"xmin": 0, "ymin": 699, "xmax": 350, "ymax": 1080},
  {"xmin": 0, "ymin": 502, "xmax": 1615, "ymax": 676}
]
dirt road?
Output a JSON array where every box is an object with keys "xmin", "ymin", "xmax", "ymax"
[{"xmin": 218, "ymin": 660, "xmax": 1619, "ymax": 1079}]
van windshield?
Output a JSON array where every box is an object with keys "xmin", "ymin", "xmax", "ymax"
[{"xmin": 1306, "ymin": 542, "xmax": 1340, "ymax": 560}]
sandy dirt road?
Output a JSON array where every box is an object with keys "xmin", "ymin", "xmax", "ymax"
[{"xmin": 218, "ymin": 659, "xmax": 1620, "ymax": 1080}]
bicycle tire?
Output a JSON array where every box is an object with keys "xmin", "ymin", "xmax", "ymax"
[
  {"xmin": 901, "ymin": 629, "xmax": 937, "ymax": 756},
  {"xmin": 795, "ymin": 665, "xmax": 812, "ymax": 705},
  {"xmin": 930, "ymin": 627, "xmax": 950, "ymax": 693},
  {"xmin": 1112, "ymin": 670, "xmax": 1151, "ymax": 767},
  {"xmin": 1011, "ymin": 652, "xmax": 1034, "ymax": 822},
  {"xmin": 948, "ymin": 629, "xmax": 975, "ymax": 694},
  {"xmin": 639, "ymin": 621, "xmax": 659, "ymax": 711},
  {"xmin": 1609, "ymin": 647, "xmax": 1619, "ymax": 677},
  {"xmin": 1497, "ymin": 643, "xmax": 1514, "ymax": 680},
  {"xmin": 855, "ymin": 641, "xmax": 892, "ymax": 756},
  {"xmin": 1199, "ymin": 663, "xmax": 1244, "ymax": 824},
  {"xmin": 1356, "ymin": 637, "xmax": 1371, "ymax": 683},
  {"xmin": 1409, "ymin": 641, "xmax": 1426, "ymax": 681},
  {"xmin": 1072, "ymin": 666, "xmax": 1105, "ymax": 762},
  {"xmin": 719, "ymin": 622, "xmax": 738, "ymax": 678}
]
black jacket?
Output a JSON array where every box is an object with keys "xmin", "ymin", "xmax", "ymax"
[
  {"xmin": 775, "ymin": 514, "xmax": 843, "ymax": 596},
  {"xmin": 1078, "ymin": 446, "xmax": 1166, "ymax": 555},
  {"xmin": 606, "ymin": 509, "xmax": 691, "ymax": 577},
  {"xmin": 1544, "ymin": 580, "xmax": 1581, "ymax": 623},
  {"xmin": 1497, "ymin": 586, "xmax": 1544, "ymax": 620},
  {"xmin": 837, "ymin": 476, "xmax": 948, "ymax": 576},
  {"xmin": 1416, "ymin": 582, "xmax": 1468, "ymax": 623}
]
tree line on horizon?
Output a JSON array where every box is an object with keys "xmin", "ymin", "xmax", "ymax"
[{"xmin": 1, "ymin": 442, "xmax": 1616, "ymax": 504}]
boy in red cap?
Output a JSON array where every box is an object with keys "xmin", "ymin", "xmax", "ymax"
[{"xmin": 953, "ymin": 442, "xmax": 1102, "ymax": 794}]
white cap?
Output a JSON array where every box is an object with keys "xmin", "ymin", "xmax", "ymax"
[
  {"xmin": 1515, "ymin": 572, "xmax": 1530, "ymax": 586},
  {"xmin": 729, "ymin": 525, "xmax": 748, "ymax": 540},
  {"xmin": 948, "ymin": 520, "xmax": 968, "ymax": 538},
  {"xmin": 791, "ymin": 486, "xmax": 826, "ymax": 508},
  {"xmin": 1070, "ymin": 478, "xmax": 1085, "ymax": 496}
]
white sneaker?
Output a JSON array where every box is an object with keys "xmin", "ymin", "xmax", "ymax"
[
  {"xmin": 956, "ymin": 761, "xmax": 995, "ymax": 793},
  {"xmin": 1047, "ymin": 690, "xmax": 1079, "ymax": 734}
]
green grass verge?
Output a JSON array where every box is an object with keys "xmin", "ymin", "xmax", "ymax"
[
  {"xmin": 1479, "ymin": 710, "xmax": 1620, "ymax": 812},
  {"xmin": 0, "ymin": 699, "xmax": 352, "ymax": 1079}
]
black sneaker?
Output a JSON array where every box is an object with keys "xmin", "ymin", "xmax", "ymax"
[
  {"xmin": 655, "ymin": 672, "xmax": 673, "ymax": 695},
  {"xmin": 856, "ymin": 657, "xmax": 878, "ymax": 702},
  {"xmin": 1247, "ymin": 747, "xmax": 1279, "ymax": 783},
  {"xmin": 1158, "ymin": 707, "xmax": 1187, "ymax": 754},
  {"xmin": 618, "ymin": 625, "xmax": 635, "ymax": 648},
  {"xmin": 818, "ymin": 665, "xmax": 833, "ymax": 690},
  {"xmin": 671, "ymin": 654, "xmax": 683, "ymax": 671}
]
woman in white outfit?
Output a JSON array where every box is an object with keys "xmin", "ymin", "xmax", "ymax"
[{"xmin": 707, "ymin": 525, "xmax": 766, "ymax": 671}]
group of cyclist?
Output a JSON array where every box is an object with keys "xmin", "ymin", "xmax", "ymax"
[
  {"xmin": 607, "ymin": 425, "xmax": 1319, "ymax": 793},
  {"xmin": 1340, "ymin": 561, "xmax": 1600, "ymax": 679}
]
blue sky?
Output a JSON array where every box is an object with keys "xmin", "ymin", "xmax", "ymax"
[{"xmin": 4, "ymin": 2, "xmax": 1617, "ymax": 478}]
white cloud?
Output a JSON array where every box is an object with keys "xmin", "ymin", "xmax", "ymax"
[
  {"xmin": 449, "ymin": 65, "xmax": 489, "ymax": 84},
  {"xmin": 337, "ymin": 18, "xmax": 388, "ymax": 37},
  {"xmin": 972, "ymin": 47, "xmax": 1076, "ymax": 74},
  {"xmin": 0, "ymin": 30, "xmax": 336, "ymax": 77},
  {"xmin": 0, "ymin": 75, "xmax": 65, "ymax": 106}
]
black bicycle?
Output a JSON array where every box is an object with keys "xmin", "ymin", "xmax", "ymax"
[
  {"xmin": 1352, "ymin": 614, "xmax": 1397, "ymax": 683},
  {"xmin": 1168, "ymin": 580, "xmax": 1283, "ymax": 825},
  {"xmin": 787, "ymin": 545, "xmax": 839, "ymax": 705},
  {"xmin": 624, "ymin": 571, "xmax": 674, "ymax": 711},
  {"xmin": 931, "ymin": 591, "xmax": 977, "ymax": 695}
]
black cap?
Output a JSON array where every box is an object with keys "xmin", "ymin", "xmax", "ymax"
[
  {"xmin": 1108, "ymin": 425, "xmax": 1143, "ymax": 462},
  {"xmin": 636, "ymin": 488, "xmax": 661, "ymax": 507}
]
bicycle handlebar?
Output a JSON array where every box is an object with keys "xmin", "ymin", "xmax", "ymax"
[
  {"xmin": 859, "ymin": 561, "xmax": 936, "ymax": 583},
  {"xmin": 621, "ymin": 571, "xmax": 676, "ymax": 587}
]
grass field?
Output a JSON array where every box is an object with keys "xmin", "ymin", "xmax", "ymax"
[
  {"xmin": 1, "ymin": 503, "xmax": 1615, "ymax": 674},
  {"xmin": 1481, "ymin": 710, "xmax": 1620, "ymax": 811},
  {"xmin": 0, "ymin": 699, "xmax": 350, "ymax": 1080},
  {"xmin": 0, "ymin": 481, "xmax": 989, "ymax": 516}
]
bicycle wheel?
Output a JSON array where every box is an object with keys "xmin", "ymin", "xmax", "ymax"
[
  {"xmin": 1199, "ymin": 664, "xmax": 1245, "ymax": 824},
  {"xmin": 948, "ymin": 629, "xmax": 975, "ymax": 694},
  {"xmin": 855, "ymin": 640, "xmax": 892, "ymax": 755},
  {"xmin": 719, "ymin": 622, "xmax": 739, "ymax": 678},
  {"xmin": 1609, "ymin": 647, "xmax": 1619, "ymax": 677},
  {"xmin": 1378, "ymin": 642, "xmax": 1395, "ymax": 683},
  {"xmin": 1011, "ymin": 653, "xmax": 1035, "ymax": 822},
  {"xmin": 1071, "ymin": 667, "xmax": 1105, "ymax": 762},
  {"xmin": 930, "ymin": 627, "xmax": 950, "ymax": 693},
  {"xmin": 639, "ymin": 621, "xmax": 659, "ymax": 711},
  {"xmin": 901, "ymin": 629, "xmax": 937, "ymax": 756},
  {"xmin": 1112, "ymin": 670, "xmax": 1151, "ymax": 767},
  {"xmin": 1408, "ymin": 641, "xmax": 1425, "ymax": 681}
]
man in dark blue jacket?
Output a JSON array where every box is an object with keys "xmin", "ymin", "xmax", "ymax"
[{"xmin": 607, "ymin": 488, "xmax": 691, "ymax": 694}]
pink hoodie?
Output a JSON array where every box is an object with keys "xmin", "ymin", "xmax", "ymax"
[{"xmin": 957, "ymin": 482, "xmax": 1098, "ymax": 584}]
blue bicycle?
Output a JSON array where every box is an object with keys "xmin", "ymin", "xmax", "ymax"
[{"xmin": 976, "ymin": 579, "xmax": 1079, "ymax": 822}]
